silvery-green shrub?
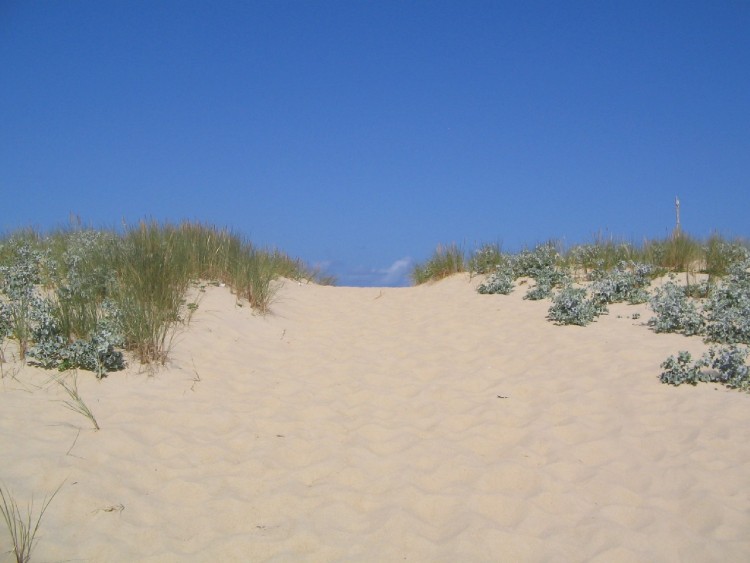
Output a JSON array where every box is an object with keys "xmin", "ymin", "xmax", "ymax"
[
  {"xmin": 590, "ymin": 261, "xmax": 652, "ymax": 306},
  {"xmin": 660, "ymin": 345, "xmax": 750, "ymax": 390},
  {"xmin": 27, "ymin": 296, "xmax": 125, "ymax": 378},
  {"xmin": 477, "ymin": 265, "xmax": 515, "ymax": 295},
  {"xmin": 476, "ymin": 243, "xmax": 569, "ymax": 298},
  {"xmin": 702, "ymin": 258, "xmax": 750, "ymax": 344},
  {"xmin": 0, "ymin": 243, "xmax": 45, "ymax": 358},
  {"xmin": 548, "ymin": 285, "xmax": 606, "ymax": 326},
  {"xmin": 648, "ymin": 281, "xmax": 704, "ymax": 336},
  {"xmin": 470, "ymin": 244, "xmax": 503, "ymax": 275},
  {"xmin": 659, "ymin": 351, "xmax": 707, "ymax": 386},
  {"xmin": 701, "ymin": 345, "xmax": 750, "ymax": 389},
  {"xmin": 524, "ymin": 268, "xmax": 570, "ymax": 300},
  {"xmin": 505, "ymin": 243, "xmax": 570, "ymax": 300},
  {"xmin": 512, "ymin": 242, "xmax": 561, "ymax": 279}
]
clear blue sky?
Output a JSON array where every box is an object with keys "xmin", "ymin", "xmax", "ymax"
[{"xmin": 2, "ymin": 1, "xmax": 748, "ymax": 286}]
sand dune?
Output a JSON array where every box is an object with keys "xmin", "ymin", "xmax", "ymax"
[{"xmin": 1, "ymin": 274, "xmax": 748, "ymax": 561}]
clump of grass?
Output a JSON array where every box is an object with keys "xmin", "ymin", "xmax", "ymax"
[
  {"xmin": 112, "ymin": 221, "xmax": 189, "ymax": 363},
  {"xmin": 411, "ymin": 243, "xmax": 466, "ymax": 285},
  {"xmin": 704, "ymin": 235, "xmax": 750, "ymax": 285},
  {"xmin": 468, "ymin": 242, "xmax": 503, "ymax": 275},
  {"xmin": 642, "ymin": 232, "xmax": 703, "ymax": 285},
  {"xmin": 564, "ymin": 234, "xmax": 637, "ymax": 278},
  {"xmin": 0, "ymin": 482, "xmax": 63, "ymax": 563}
]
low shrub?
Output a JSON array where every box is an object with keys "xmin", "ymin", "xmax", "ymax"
[
  {"xmin": 511, "ymin": 243, "xmax": 570, "ymax": 300},
  {"xmin": 659, "ymin": 351, "xmax": 707, "ymax": 386},
  {"xmin": 704, "ymin": 236, "xmax": 750, "ymax": 283},
  {"xmin": 660, "ymin": 345, "xmax": 750, "ymax": 390},
  {"xmin": 477, "ymin": 264, "xmax": 515, "ymax": 295},
  {"xmin": 590, "ymin": 261, "xmax": 653, "ymax": 306},
  {"xmin": 469, "ymin": 243, "xmax": 503, "ymax": 275},
  {"xmin": 475, "ymin": 242, "xmax": 569, "ymax": 299},
  {"xmin": 547, "ymin": 285, "xmax": 606, "ymax": 326},
  {"xmin": 26, "ymin": 296, "xmax": 125, "ymax": 378},
  {"xmin": 648, "ymin": 281, "xmax": 704, "ymax": 336},
  {"xmin": 702, "ymin": 345, "xmax": 750, "ymax": 389},
  {"xmin": 523, "ymin": 268, "xmax": 570, "ymax": 301},
  {"xmin": 0, "ymin": 242, "xmax": 44, "ymax": 359},
  {"xmin": 512, "ymin": 242, "xmax": 561, "ymax": 279},
  {"xmin": 702, "ymin": 258, "xmax": 750, "ymax": 345},
  {"xmin": 565, "ymin": 239, "xmax": 636, "ymax": 277}
]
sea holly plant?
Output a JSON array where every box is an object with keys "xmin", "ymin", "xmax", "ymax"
[
  {"xmin": 660, "ymin": 345, "xmax": 750, "ymax": 390},
  {"xmin": 0, "ymin": 303, "xmax": 11, "ymax": 363},
  {"xmin": 0, "ymin": 239, "xmax": 125, "ymax": 377},
  {"xmin": 477, "ymin": 263, "xmax": 515, "ymax": 295},
  {"xmin": 647, "ymin": 280, "xmax": 704, "ymax": 336},
  {"xmin": 512, "ymin": 242, "xmax": 561, "ymax": 279},
  {"xmin": 702, "ymin": 258, "xmax": 750, "ymax": 345},
  {"xmin": 702, "ymin": 345, "xmax": 750, "ymax": 389},
  {"xmin": 512, "ymin": 242, "xmax": 571, "ymax": 300},
  {"xmin": 27, "ymin": 301, "xmax": 125, "ymax": 379},
  {"xmin": 590, "ymin": 261, "xmax": 654, "ymax": 306},
  {"xmin": 659, "ymin": 351, "xmax": 707, "ymax": 386},
  {"xmin": 547, "ymin": 284, "xmax": 607, "ymax": 326},
  {"xmin": 0, "ymin": 243, "xmax": 45, "ymax": 360},
  {"xmin": 469, "ymin": 243, "xmax": 503, "ymax": 276}
]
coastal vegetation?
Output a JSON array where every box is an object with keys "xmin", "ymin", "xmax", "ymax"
[
  {"xmin": 1, "ymin": 221, "xmax": 748, "ymax": 392},
  {"xmin": 0, "ymin": 221, "xmax": 331, "ymax": 373},
  {"xmin": 414, "ymin": 233, "xmax": 750, "ymax": 391}
]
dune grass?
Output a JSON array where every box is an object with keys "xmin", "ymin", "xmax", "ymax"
[
  {"xmin": 641, "ymin": 232, "xmax": 704, "ymax": 274},
  {"xmin": 0, "ymin": 221, "xmax": 331, "ymax": 366},
  {"xmin": 0, "ymin": 482, "xmax": 62, "ymax": 563},
  {"xmin": 54, "ymin": 372, "xmax": 100, "ymax": 430},
  {"xmin": 411, "ymin": 243, "xmax": 466, "ymax": 285}
]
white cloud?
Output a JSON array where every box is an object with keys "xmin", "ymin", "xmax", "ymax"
[
  {"xmin": 380, "ymin": 257, "xmax": 412, "ymax": 286},
  {"xmin": 328, "ymin": 257, "xmax": 414, "ymax": 287}
]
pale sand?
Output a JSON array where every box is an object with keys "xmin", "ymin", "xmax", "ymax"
[{"xmin": 1, "ymin": 274, "xmax": 748, "ymax": 562}]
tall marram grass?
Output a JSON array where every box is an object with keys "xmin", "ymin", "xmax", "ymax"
[
  {"xmin": 114, "ymin": 222, "xmax": 190, "ymax": 363},
  {"xmin": 642, "ymin": 232, "xmax": 704, "ymax": 273},
  {"xmin": 0, "ymin": 482, "xmax": 62, "ymax": 563},
  {"xmin": 412, "ymin": 243, "xmax": 466, "ymax": 285},
  {"xmin": 0, "ymin": 221, "xmax": 330, "ymax": 365},
  {"xmin": 113, "ymin": 221, "xmax": 328, "ymax": 361}
]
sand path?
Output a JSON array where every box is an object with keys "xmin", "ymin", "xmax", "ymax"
[{"xmin": 1, "ymin": 275, "xmax": 748, "ymax": 561}]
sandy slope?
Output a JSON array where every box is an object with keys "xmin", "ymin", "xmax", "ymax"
[{"xmin": 1, "ymin": 274, "xmax": 748, "ymax": 562}]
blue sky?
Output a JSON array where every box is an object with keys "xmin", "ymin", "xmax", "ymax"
[{"xmin": 1, "ymin": 1, "xmax": 748, "ymax": 286}]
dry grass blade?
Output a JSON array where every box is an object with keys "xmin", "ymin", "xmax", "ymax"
[{"xmin": 55, "ymin": 372, "xmax": 100, "ymax": 430}]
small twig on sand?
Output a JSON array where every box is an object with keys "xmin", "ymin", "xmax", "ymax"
[{"xmin": 92, "ymin": 503, "xmax": 125, "ymax": 515}]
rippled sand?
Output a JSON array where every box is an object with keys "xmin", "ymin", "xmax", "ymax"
[{"xmin": 1, "ymin": 275, "xmax": 748, "ymax": 561}]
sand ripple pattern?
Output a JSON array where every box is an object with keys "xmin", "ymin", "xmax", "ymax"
[{"xmin": 1, "ymin": 275, "xmax": 749, "ymax": 561}]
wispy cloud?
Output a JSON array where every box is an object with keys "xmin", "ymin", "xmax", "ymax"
[
  {"xmin": 380, "ymin": 258, "xmax": 412, "ymax": 286},
  {"xmin": 330, "ymin": 257, "xmax": 414, "ymax": 287}
]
